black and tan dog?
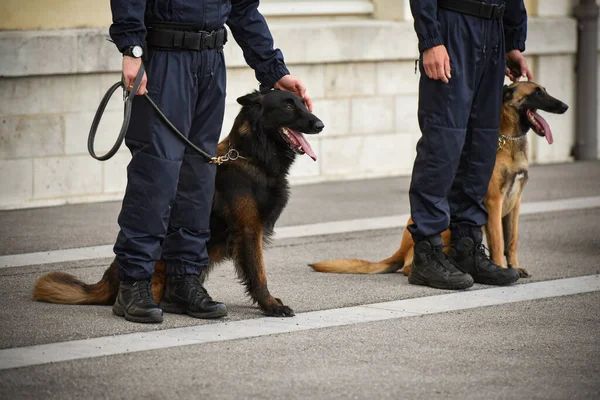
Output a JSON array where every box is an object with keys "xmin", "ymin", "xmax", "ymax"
[
  {"xmin": 33, "ymin": 89, "xmax": 324, "ymax": 317},
  {"xmin": 311, "ymin": 81, "xmax": 568, "ymax": 278}
]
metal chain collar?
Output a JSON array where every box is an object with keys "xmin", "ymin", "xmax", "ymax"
[
  {"xmin": 210, "ymin": 147, "xmax": 247, "ymax": 165},
  {"xmin": 497, "ymin": 133, "xmax": 527, "ymax": 152}
]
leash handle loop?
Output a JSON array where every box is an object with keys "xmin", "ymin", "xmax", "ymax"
[{"xmin": 88, "ymin": 62, "xmax": 216, "ymax": 163}]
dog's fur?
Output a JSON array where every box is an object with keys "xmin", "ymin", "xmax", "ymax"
[
  {"xmin": 33, "ymin": 89, "xmax": 323, "ymax": 317},
  {"xmin": 310, "ymin": 81, "xmax": 568, "ymax": 278}
]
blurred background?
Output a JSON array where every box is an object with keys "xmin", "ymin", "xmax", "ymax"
[{"xmin": 0, "ymin": 0, "xmax": 597, "ymax": 210}]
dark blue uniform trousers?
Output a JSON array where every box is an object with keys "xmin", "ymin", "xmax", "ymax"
[
  {"xmin": 114, "ymin": 49, "xmax": 226, "ymax": 281},
  {"xmin": 408, "ymin": 9, "xmax": 506, "ymax": 244}
]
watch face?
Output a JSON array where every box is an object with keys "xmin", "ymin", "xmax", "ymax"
[{"xmin": 132, "ymin": 46, "xmax": 143, "ymax": 58}]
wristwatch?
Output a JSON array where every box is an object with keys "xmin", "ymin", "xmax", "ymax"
[{"xmin": 123, "ymin": 45, "xmax": 144, "ymax": 58}]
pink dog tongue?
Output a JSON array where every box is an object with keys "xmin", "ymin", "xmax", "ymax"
[
  {"xmin": 532, "ymin": 111, "xmax": 553, "ymax": 144},
  {"xmin": 289, "ymin": 130, "xmax": 317, "ymax": 161}
]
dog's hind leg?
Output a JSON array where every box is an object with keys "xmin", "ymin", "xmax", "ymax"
[{"xmin": 503, "ymin": 198, "xmax": 530, "ymax": 278}]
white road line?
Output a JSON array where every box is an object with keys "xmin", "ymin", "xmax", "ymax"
[
  {"xmin": 1, "ymin": 195, "xmax": 600, "ymax": 269},
  {"xmin": 0, "ymin": 274, "xmax": 598, "ymax": 371}
]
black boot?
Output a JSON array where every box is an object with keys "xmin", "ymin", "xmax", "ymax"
[
  {"xmin": 408, "ymin": 236, "xmax": 474, "ymax": 290},
  {"xmin": 449, "ymin": 237, "xmax": 520, "ymax": 286},
  {"xmin": 160, "ymin": 275, "xmax": 227, "ymax": 319},
  {"xmin": 112, "ymin": 280, "xmax": 164, "ymax": 323}
]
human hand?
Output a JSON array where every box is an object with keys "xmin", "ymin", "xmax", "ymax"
[
  {"xmin": 122, "ymin": 56, "xmax": 148, "ymax": 95},
  {"xmin": 422, "ymin": 45, "xmax": 452, "ymax": 83},
  {"xmin": 505, "ymin": 50, "xmax": 533, "ymax": 82},
  {"xmin": 274, "ymin": 75, "xmax": 313, "ymax": 112}
]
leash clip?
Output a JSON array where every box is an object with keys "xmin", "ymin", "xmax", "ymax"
[{"xmin": 210, "ymin": 147, "xmax": 246, "ymax": 165}]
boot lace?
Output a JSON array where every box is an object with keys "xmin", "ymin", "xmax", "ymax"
[
  {"xmin": 473, "ymin": 243, "xmax": 498, "ymax": 270},
  {"xmin": 132, "ymin": 280, "xmax": 156, "ymax": 305},
  {"xmin": 432, "ymin": 246, "xmax": 462, "ymax": 273},
  {"xmin": 181, "ymin": 276, "xmax": 212, "ymax": 303}
]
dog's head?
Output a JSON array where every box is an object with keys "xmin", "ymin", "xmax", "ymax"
[
  {"xmin": 502, "ymin": 81, "xmax": 568, "ymax": 144},
  {"xmin": 236, "ymin": 89, "xmax": 324, "ymax": 161}
]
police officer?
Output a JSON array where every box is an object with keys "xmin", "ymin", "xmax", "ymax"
[
  {"xmin": 407, "ymin": 0, "xmax": 533, "ymax": 290},
  {"xmin": 109, "ymin": 0, "xmax": 312, "ymax": 323}
]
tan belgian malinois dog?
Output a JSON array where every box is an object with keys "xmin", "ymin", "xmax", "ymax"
[{"xmin": 310, "ymin": 81, "xmax": 568, "ymax": 278}]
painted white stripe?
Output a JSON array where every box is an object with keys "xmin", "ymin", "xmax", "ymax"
[
  {"xmin": 274, "ymin": 213, "xmax": 411, "ymax": 240},
  {"xmin": 0, "ymin": 274, "xmax": 598, "ymax": 371},
  {"xmin": 1, "ymin": 195, "xmax": 599, "ymax": 269},
  {"xmin": 0, "ymin": 245, "xmax": 114, "ymax": 269}
]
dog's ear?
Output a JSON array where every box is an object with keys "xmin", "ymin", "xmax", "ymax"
[
  {"xmin": 236, "ymin": 91, "xmax": 262, "ymax": 106},
  {"xmin": 503, "ymin": 85, "xmax": 516, "ymax": 102},
  {"xmin": 259, "ymin": 86, "xmax": 274, "ymax": 95}
]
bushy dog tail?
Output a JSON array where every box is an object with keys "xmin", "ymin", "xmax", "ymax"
[
  {"xmin": 32, "ymin": 262, "xmax": 119, "ymax": 305},
  {"xmin": 309, "ymin": 223, "xmax": 417, "ymax": 275},
  {"xmin": 309, "ymin": 258, "xmax": 402, "ymax": 274}
]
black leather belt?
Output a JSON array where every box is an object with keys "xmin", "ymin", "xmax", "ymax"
[
  {"xmin": 438, "ymin": 0, "xmax": 505, "ymax": 20},
  {"xmin": 146, "ymin": 26, "xmax": 228, "ymax": 51}
]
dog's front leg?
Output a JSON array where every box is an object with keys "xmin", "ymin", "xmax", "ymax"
[
  {"xmin": 484, "ymin": 197, "xmax": 506, "ymax": 267},
  {"xmin": 503, "ymin": 198, "xmax": 530, "ymax": 278},
  {"xmin": 232, "ymin": 228, "xmax": 295, "ymax": 317}
]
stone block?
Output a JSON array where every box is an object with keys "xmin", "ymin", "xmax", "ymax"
[
  {"xmin": 0, "ymin": 30, "xmax": 77, "ymax": 77},
  {"xmin": 33, "ymin": 155, "xmax": 102, "ymax": 198},
  {"xmin": 324, "ymin": 63, "xmax": 377, "ymax": 98},
  {"xmin": 0, "ymin": 74, "xmax": 107, "ymax": 117},
  {"xmin": 0, "ymin": 115, "xmax": 64, "ymax": 158},
  {"xmin": 288, "ymin": 64, "xmax": 326, "ymax": 100},
  {"xmin": 395, "ymin": 95, "xmax": 419, "ymax": 134},
  {"xmin": 320, "ymin": 136, "xmax": 364, "ymax": 176},
  {"xmin": 311, "ymin": 99, "xmax": 350, "ymax": 137},
  {"xmin": 351, "ymin": 97, "xmax": 395, "ymax": 135},
  {"xmin": 377, "ymin": 61, "xmax": 419, "ymax": 95},
  {"xmin": 0, "ymin": 159, "xmax": 33, "ymax": 206},
  {"xmin": 537, "ymin": 0, "xmax": 572, "ymax": 17},
  {"xmin": 64, "ymin": 111, "xmax": 123, "ymax": 155},
  {"xmin": 358, "ymin": 132, "xmax": 419, "ymax": 176}
]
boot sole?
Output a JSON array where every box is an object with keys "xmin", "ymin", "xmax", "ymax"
[
  {"xmin": 473, "ymin": 272, "xmax": 520, "ymax": 286},
  {"xmin": 408, "ymin": 274, "xmax": 474, "ymax": 290},
  {"xmin": 160, "ymin": 301, "xmax": 228, "ymax": 319},
  {"xmin": 112, "ymin": 303, "xmax": 164, "ymax": 324}
]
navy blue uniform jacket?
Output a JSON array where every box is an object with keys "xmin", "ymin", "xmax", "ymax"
[
  {"xmin": 409, "ymin": 0, "xmax": 528, "ymax": 53},
  {"xmin": 109, "ymin": 0, "xmax": 289, "ymax": 88}
]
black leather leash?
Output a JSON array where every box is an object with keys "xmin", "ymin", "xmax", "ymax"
[{"xmin": 88, "ymin": 63, "xmax": 218, "ymax": 163}]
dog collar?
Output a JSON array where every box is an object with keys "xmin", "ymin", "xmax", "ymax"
[
  {"xmin": 210, "ymin": 146, "xmax": 246, "ymax": 165},
  {"xmin": 497, "ymin": 134, "xmax": 527, "ymax": 152}
]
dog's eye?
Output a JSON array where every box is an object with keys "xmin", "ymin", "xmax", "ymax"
[
  {"xmin": 534, "ymin": 88, "xmax": 542, "ymax": 95},
  {"xmin": 285, "ymin": 104, "xmax": 294, "ymax": 110}
]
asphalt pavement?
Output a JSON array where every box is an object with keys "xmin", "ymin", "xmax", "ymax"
[{"xmin": 0, "ymin": 161, "xmax": 599, "ymax": 399}]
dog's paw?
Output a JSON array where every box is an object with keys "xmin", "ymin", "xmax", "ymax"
[
  {"xmin": 516, "ymin": 267, "xmax": 531, "ymax": 278},
  {"xmin": 400, "ymin": 264, "xmax": 412, "ymax": 277},
  {"xmin": 263, "ymin": 301, "xmax": 295, "ymax": 317},
  {"xmin": 509, "ymin": 264, "xmax": 531, "ymax": 278}
]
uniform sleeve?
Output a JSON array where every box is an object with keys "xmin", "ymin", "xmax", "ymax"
[
  {"xmin": 227, "ymin": 0, "xmax": 290, "ymax": 89},
  {"xmin": 409, "ymin": 0, "xmax": 444, "ymax": 52},
  {"xmin": 503, "ymin": 0, "xmax": 528, "ymax": 52},
  {"xmin": 109, "ymin": 0, "xmax": 147, "ymax": 53}
]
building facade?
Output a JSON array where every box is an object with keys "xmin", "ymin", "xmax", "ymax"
[{"xmin": 0, "ymin": 0, "xmax": 597, "ymax": 209}]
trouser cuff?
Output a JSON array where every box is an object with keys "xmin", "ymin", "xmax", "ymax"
[
  {"xmin": 450, "ymin": 224, "xmax": 483, "ymax": 244},
  {"xmin": 165, "ymin": 262, "xmax": 207, "ymax": 277}
]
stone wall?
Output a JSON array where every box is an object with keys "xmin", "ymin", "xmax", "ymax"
[{"xmin": 0, "ymin": 1, "xmax": 595, "ymax": 210}]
